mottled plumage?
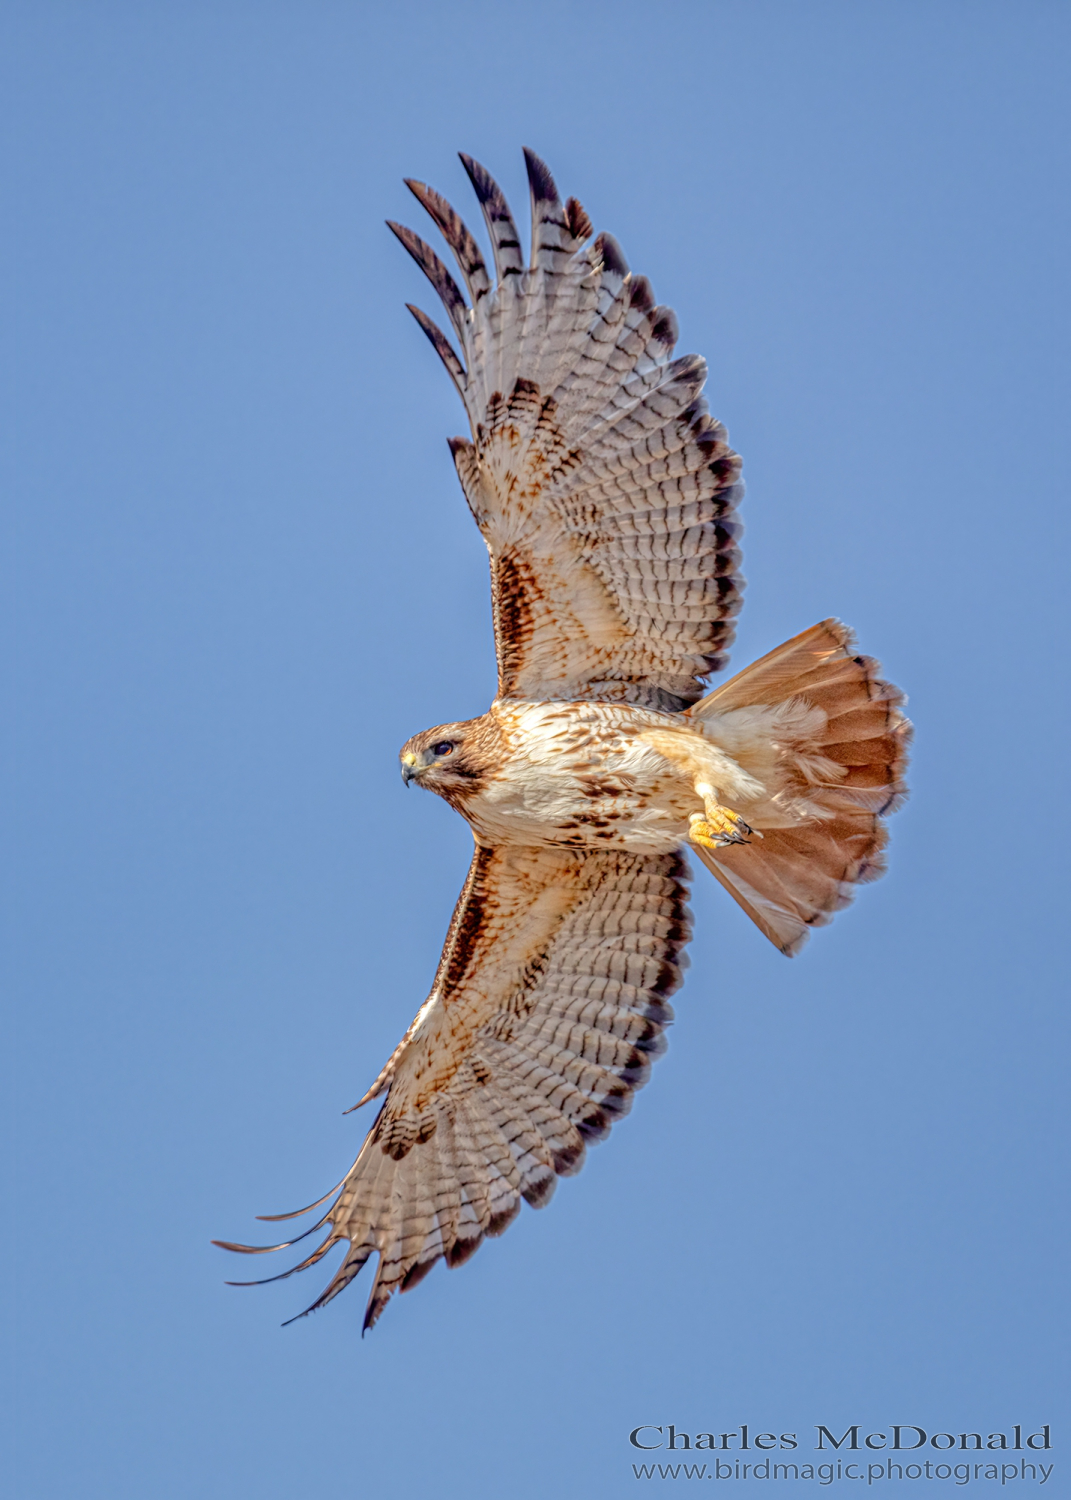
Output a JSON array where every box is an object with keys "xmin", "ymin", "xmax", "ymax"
[{"xmin": 216, "ymin": 150, "xmax": 909, "ymax": 1330}]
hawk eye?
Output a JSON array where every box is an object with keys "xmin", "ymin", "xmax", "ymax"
[{"xmin": 432, "ymin": 741, "xmax": 455, "ymax": 757}]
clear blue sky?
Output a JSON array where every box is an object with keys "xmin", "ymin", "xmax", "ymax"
[{"xmin": 6, "ymin": 3, "xmax": 1067, "ymax": 1496}]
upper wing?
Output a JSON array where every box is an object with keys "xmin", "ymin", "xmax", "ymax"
[
  {"xmin": 392, "ymin": 149, "xmax": 745, "ymax": 712},
  {"xmin": 216, "ymin": 842, "xmax": 690, "ymax": 1329}
]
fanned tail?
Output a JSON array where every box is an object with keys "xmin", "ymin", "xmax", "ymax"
[{"xmin": 688, "ymin": 620, "xmax": 910, "ymax": 956}]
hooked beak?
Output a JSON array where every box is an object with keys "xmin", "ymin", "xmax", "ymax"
[{"xmin": 400, "ymin": 751, "xmax": 419, "ymax": 787}]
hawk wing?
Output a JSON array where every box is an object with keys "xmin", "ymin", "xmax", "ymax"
[
  {"xmin": 217, "ymin": 845, "xmax": 690, "ymax": 1329},
  {"xmin": 392, "ymin": 149, "xmax": 744, "ymax": 712}
]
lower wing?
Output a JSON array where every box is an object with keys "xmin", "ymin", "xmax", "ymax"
[{"xmin": 215, "ymin": 842, "xmax": 690, "ymax": 1330}]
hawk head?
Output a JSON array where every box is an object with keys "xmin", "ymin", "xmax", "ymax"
[{"xmin": 399, "ymin": 715, "xmax": 502, "ymax": 801}]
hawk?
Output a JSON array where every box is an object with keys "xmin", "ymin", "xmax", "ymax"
[{"xmin": 216, "ymin": 149, "xmax": 909, "ymax": 1330}]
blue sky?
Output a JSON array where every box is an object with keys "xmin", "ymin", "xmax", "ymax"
[{"xmin": 6, "ymin": 3, "xmax": 1067, "ymax": 1496}]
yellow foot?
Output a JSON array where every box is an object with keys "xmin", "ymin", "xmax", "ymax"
[{"xmin": 688, "ymin": 807, "xmax": 756, "ymax": 850}]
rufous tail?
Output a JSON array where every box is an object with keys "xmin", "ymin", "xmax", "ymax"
[{"xmin": 686, "ymin": 620, "xmax": 910, "ymax": 956}]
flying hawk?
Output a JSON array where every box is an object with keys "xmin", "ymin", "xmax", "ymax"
[{"xmin": 216, "ymin": 149, "xmax": 909, "ymax": 1330}]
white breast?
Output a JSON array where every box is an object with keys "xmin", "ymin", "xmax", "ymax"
[{"xmin": 463, "ymin": 700, "xmax": 700, "ymax": 853}]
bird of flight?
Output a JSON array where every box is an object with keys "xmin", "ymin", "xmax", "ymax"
[{"xmin": 215, "ymin": 149, "xmax": 909, "ymax": 1331}]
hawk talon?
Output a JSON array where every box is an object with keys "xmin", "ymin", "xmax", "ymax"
[{"xmin": 688, "ymin": 808, "xmax": 754, "ymax": 849}]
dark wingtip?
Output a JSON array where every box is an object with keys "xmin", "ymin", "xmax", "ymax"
[
  {"xmin": 594, "ymin": 231, "xmax": 629, "ymax": 279},
  {"xmin": 400, "ymin": 1254, "xmax": 441, "ymax": 1293},
  {"xmin": 629, "ymin": 275, "xmax": 655, "ymax": 313},
  {"xmin": 225, "ymin": 1274, "xmax": 290, "ymax": 1288},
  {"xmin": 384, "ymin": 219, "xmax": 411, "ymax": 253},
  {"xmin": 215, "ymin": 1239, "xmax": 276, "ymax": 1255},
  {"xmin": 459, "ymin": 152, "xmax": 494, "ymax": 203},
  {"xmin": 522, "ymin": 146, "xmax": 559, "ymax": 203},
  {"xmin": 652, "ymin": 308, "xmax": 680, "ymax": 348},
  {"xmin": 210, "ymin": 1212, "xmax": 328, "ymax": 1255},
  {"xmin": 254, "ymin": 1178, "xmax": 341, "ymax": 1222},
  {"xmin": 486, "ymin": 1198, "xmax": 522, "ymax": 1238},
  {"xmin": 445, "ymin": 1231, "xmax": 484, "ymax": 1268},
  {"xmin": 281, "ymin": 1307, "xmax": 314, "ymax": 1327},
  {"xmin": 362, "ymin": 1293, "xmax": 388, "ymax": 1334},
  {"xmin": 565, "ymin": 196, "xmax": 593, "ymax": 242},
  {"xmin": 521, "ymin": 1171, "xmax": 557, "ymax": 1209},
  {"xmin": 405, "ymin": 304, "xmax": 466, "ymax": 391},
  {"xmin": 402, "ymin": 179, "xmax": 439, "ymax": 217}
]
